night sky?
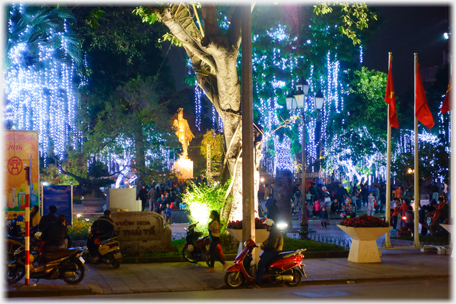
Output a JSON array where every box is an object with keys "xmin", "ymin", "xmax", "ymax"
[
  {"xmin": 364, "ymin": 5, "xmax": 450, "ymax": 99},
  {"xmin": 165, "ymin": 4, "xmax": 451, "ymax": 100}
]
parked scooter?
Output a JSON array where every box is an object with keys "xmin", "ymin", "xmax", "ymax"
[
  {"xmin": 182, "ymin": 223, "xmax": 211, "ymax": 266},
  {"xmin": 6, "ymin": 232, "xmax": 88, "ymax": 284},
  {"xmin": 224, "ymin": 239, "xmax": 306, "ymax": 288},
  {"xmin": 5, "ymin": 224, "xmax": 40, "ymax": 262},
  {"xmin": 83, "ymin": 227, "xmax": 122, "ymax": 269}
]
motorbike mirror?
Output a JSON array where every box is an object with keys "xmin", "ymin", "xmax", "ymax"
[{"xmin": 184, "ymin": 227, "xmax": 187, "ymax": 231}]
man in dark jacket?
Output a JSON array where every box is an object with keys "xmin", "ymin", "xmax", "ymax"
[
  {"xmin": 252, "ymin": 219, "xmax": 283, "ymax": 288},
  {"xmin": 41, "ymin": 214, "xmax": 68, "ymax": 253},
  {"xmin": 39, "ymin": 205, "xmax": 57, "ymax": 232},
  {"xmin": 336, "ymin": 183, "xmax": 346, "ymax": 211},
  {"xmin": 137, "ymin": 185, "xmax": 148, "ymax": 211},
  {"xmin": 266, "ymin": 199, "xmax": 280, "ymax": 221},
  {"xmin": 87, "ymin": 210, "xmax": 115, "ymax": 259}
]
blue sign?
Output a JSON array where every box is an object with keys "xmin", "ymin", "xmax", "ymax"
[{"xmin": 43, "ymin": 185, "xmax": 72, "ymax": 225}]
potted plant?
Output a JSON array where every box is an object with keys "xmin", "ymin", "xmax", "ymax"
[
  {"xmin": 337, "ymin": 214, "xmax": 391, "ymax": 263},
  {"xmin": 226, "ymin": 218, "xmax": 269, "ymax": 260}
]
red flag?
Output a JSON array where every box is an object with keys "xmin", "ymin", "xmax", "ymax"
[
  {"xmin": 440, "ymin": 76, "xmax": 451, "ymax": 114},
  {"xmin": 384, "ymin": 61, "xmax": 399, "ymax": 128},
  {"xmin": 415, "ymin": 61, "xmax": 435, "ymax": 129}
]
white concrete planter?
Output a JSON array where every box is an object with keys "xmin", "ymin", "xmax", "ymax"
[
  {"xmin": 226, "ymin": 228, "xmax": 269, "ymax": 263},
  {"xmin": 337, "ymin": 225, "xmax": 392, "ymax": 263},
  {"xmin": 439, "ymin": 224, "xmax": 453, "ymax": 257},
  {"xmin": 81, "ymin": 198, "xmax": 106, "ymax": 213}
]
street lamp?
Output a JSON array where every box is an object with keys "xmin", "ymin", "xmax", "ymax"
[
  {"xmin": 314, "ymin": 90, "xmax": 324, "ymax": 173},
  {"xmin": 286, "ymin": 80, "xmax": 316, "ymax": 239}
]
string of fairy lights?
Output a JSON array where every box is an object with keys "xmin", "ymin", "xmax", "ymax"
[{"xmin": 5, "ymin": 3, "xmax": 84, "ymax": 162}]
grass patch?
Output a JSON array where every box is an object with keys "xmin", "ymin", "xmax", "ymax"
[
  {"xmin": 282, "ymin": 236, "xmax": 346, "ymax": 252},
  {"xmin": 391, "ymin": 234, "xmax": 449, "ymax": 244}
]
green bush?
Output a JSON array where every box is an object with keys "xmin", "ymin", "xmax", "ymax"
[{"xmin": 182, "ymin": 181, "xmax": 231, "ymax": 235}]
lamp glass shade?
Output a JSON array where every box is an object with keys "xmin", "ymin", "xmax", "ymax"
[
  {"xmin": 303, "ymin": 83, "xmax": 310, "ymax": 95},
  {"xmin": 294, "ymin": 85, "xmax": 305, "ymax": 109},
  {"xmin": 315, "ymin": 96, "xmax": 324, "ymax": 110},
  {"xmin": 286, "ymin": 96, "xmax": 294, "ymax": 111},
  {"xmin": 291, "ymin": 99, "xmax": 297, "ymax": 110}
]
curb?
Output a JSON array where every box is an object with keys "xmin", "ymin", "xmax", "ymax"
[
  {"xmin": 120, "ymin": 251, "xmax": 349, "ymax": 263},
  {"xmin": 7, "ymin": 274, "xmax": 449, "ymax": 298}
]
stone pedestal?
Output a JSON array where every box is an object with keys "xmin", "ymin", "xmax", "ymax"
[
  {"xmin": 173, "ymin": 158, "xmax": 193, "ymax": 180},
  {"xmin": 226, "ymin": 228, "xmax": 269, "ymax": 265},
  {"xmin": 108, "ymin": 188, "xmax": 141, "ymax": 212},
  {"xmin": 338, "ymin": 225, "xmax": 392, "ymax": 263},
  {"xmin": 81, "ymin": 198, "xmax": 105, "ymax": 213}
]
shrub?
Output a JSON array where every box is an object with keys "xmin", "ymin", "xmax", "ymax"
[{"xmin": 339, "ymin": 214, "xmax": 388, "ymax": 227}]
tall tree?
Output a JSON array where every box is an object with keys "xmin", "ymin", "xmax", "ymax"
[{"xmin": 134, "ymin": 3, "xmax": 377, "ymax": 221}]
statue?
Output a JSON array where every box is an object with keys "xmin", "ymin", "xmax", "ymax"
[{"xmin": 173, "ymin": 108, "xmax": 194, "ymax": 159}]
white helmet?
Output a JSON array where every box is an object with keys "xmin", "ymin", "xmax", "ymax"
[{"xmin": 264, "ymin": 218, "xmax": 274, "ymax": 227}]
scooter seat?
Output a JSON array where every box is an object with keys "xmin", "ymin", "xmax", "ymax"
[
  {"xmin": 42, "ymin": 248, "xmax": 79, "ymax": 260},
  {"xmin": 7, "ymin": 235, "xmax": 23, "ymax": 241},
  {"xmin": 266, "ymin": 251, "xmax": 296, "ymax": 267}
]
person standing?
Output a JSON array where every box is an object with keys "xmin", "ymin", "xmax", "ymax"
[
  {"xmin": 266, "ymin": 199, "xmax": 280, "ymax": 221},
  {"xmin": 30, "ymin": 205, "xmax": 41, "ymax": 227},
  {"xmin": 367, "ymin": 192, "xmax": 376, "ymax": 216},
  {"xmin": 265, "ymin": 193, "xmax": 274, "ymax": 213},
  {"xmin": 270, "ymin": 183, "xmax": 275, "ymax": 198},
  {"xmin": 400, "ymin": 199, "xmax": 410, "ymax": 227},
  {"xmin": 336, "ymin": 183, "xmax": 345, "ymax": 211},
  {"xmin": 323, "ymin": 191, "xmax": 331, "ymax": 224},
  {"xmin": 320, "ymin": 206, "xmax": 328, "ymax": 229},
  {"xmin": 137, "ymin": 185, "xmax": 148, "ymax": 211},
  {"xmin": 361, "ymin": 184, "xmax": 369, "ymax": 207},
  {"xmin": 392, "ymin": 198, "xmax": 400, "ymax": 230},
  {"xmin": 394, "ymin": 186, "xmax": 404, "ymax": 201},
  {"xmin": 379, "ymin": 184, "xmax": 386, "ymax": 213},
  {"xmin": 148, "ymin": 186, "xmax": 156, "ymax": 212},
  {"xmin": 207, "ymin": 210, "xmax": 228, "ymax": 273}
]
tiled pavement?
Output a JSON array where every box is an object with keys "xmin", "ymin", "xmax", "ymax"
[{"xmin": 6, "ymin": 249, "xmax": 450, "ymax": 297}]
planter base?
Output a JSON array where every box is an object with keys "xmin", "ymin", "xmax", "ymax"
[{"xmin": 337, "ymin": 225, "xmax": 392, "ymax": 263}]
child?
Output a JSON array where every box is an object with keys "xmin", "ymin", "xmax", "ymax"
[
  {"xmin": 320, "ymin": 207, "xmax": 328, "ymax": 229},
  {"xmin": 313, "ymin": 200, "xmax": 321, "ymax": 217},
  {"xmin": 367, "ymin": 192, "xmax": 376, "ymax": 216},
  {"xmin": 164, "ymin": 203, "xmax": 172, "ymax": 223}
]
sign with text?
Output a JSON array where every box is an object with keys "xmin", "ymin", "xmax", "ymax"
[
  {"xmin": 43, "ymin": 186, "xmax": 73, "ymax": 225},
  {"xmin": 3, "ymin": 130, "xmax": 39, "ymax": 220}
]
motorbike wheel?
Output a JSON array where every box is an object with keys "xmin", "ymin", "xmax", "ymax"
[
  {"xmin": 6, "ymin": 264, "xmax": 25, "ymax": 284},
  {"xmin": 110, "ymin": 253, "xmax": 121, "ymax": 269},
  {"xmin": 182, "ymin": 247, "xmax": 197, "ymax": 264},
  {"xmin": 285, "ymin": 268, "xmax": 302, "ymax": 287},
  {"xmin": 62, "ymin": 257, "xmax": 85, "ymax": 285},
  {"xmin": 224, "ymin": 271, "xmax": 244, "ymax": 289}
]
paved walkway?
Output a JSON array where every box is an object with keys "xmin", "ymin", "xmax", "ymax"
[{"xmin": 6, "ymin": 249, "xmax": 450, "ymax": 297}]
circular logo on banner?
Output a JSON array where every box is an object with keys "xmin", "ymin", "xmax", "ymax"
[{"xmin": 8, "ymin": 157, "xmax": 23, "ymax": 175}]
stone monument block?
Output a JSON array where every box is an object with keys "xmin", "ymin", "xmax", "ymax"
[{"xmin": 111, "ymin": 211, "xmax": 175, "ymax": 255}]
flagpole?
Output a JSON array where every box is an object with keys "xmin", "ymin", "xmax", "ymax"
[
  {"xmin": 385, "ymin": 52, "xmax": 392, "ymax": 248},
  {"xmin": 413, "ymin": 53, "xmax": 420, "ymax": 247}
]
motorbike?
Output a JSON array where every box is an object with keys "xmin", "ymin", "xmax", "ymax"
[
  {"xmin": 5, "ymin": 224, "xmax": 40, "ymax": 262},
  {"xmin": 83, "ymin": 227, "xmax": 122, "ymax": 269},
  {"xmin": 6, "ymin": 232, "xmax": 88, "ymax": 285},
  {"xmin": 224, "ymin": 238, "xmax": 306, "ymax": 288},
  {"xmin": 182, "ymin": 223, "xmax": 211, "ymax": 266}
]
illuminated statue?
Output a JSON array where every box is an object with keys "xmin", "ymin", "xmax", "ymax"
[{"xmin": 173, "ymin": 108, "xmax": 195, "ymax": 159}]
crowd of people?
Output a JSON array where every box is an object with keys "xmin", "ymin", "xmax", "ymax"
[{"xmin": 258, "ymin": 179, "xmax": 449, "ymax": 235}]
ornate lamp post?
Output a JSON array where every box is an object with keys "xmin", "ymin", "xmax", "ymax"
[{"xmin": 286, "ymin": 83, "xmax": 324, "ymax": 239}]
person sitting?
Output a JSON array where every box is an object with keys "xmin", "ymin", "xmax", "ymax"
[
  {"xmin": 39, "ymin": 205, "xmax": 57, "ymax": 232},
  {"xmin": 251, "ymin": 219, "xmax": 283, "ymax": 289},
  {"xmin": 345, "ymin": 205, "xmax": 356, "ymax": 219},
  {"xmin": 8, "ymin": 215, "xmax": 23, "ymax": 237},
  {"xmin": 87, "ymin": 210, "xmax": 115, "ymax": 260},
  {"xmin": 41, "ymin": 214, "xmax": 68, "ymax": 253}
]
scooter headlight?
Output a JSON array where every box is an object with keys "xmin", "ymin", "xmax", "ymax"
[{"xmin": 187, "ymin": 244, "xmax": 194, "ymax": 252}]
